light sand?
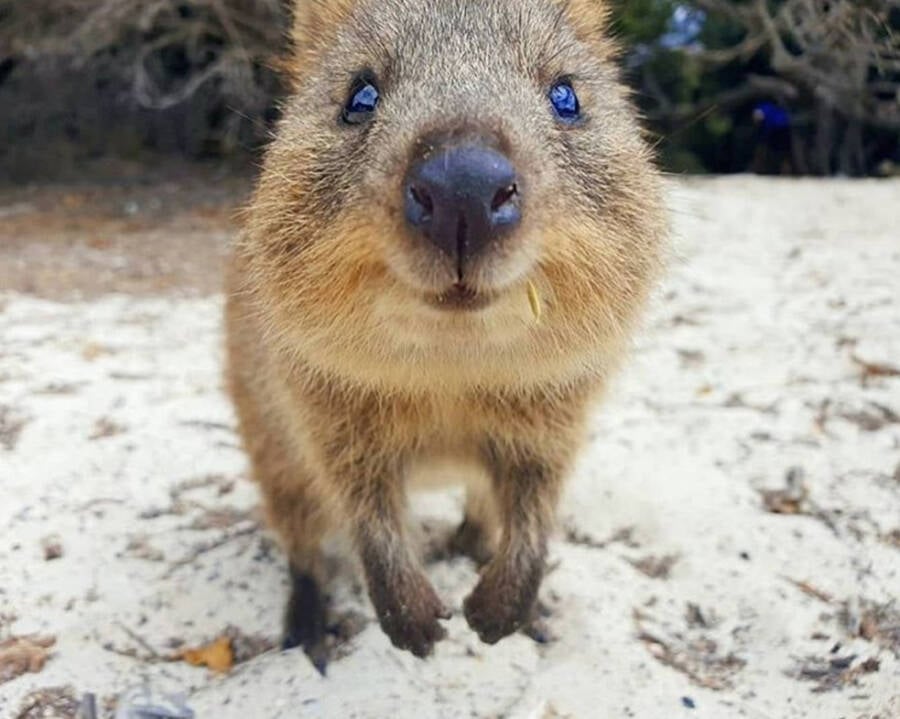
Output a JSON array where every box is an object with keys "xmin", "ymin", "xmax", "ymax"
[{"xmin": 1, "ymin": 177, "xmax": 898, "ymax": 718}]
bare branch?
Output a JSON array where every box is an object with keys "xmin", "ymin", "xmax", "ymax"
[
  {"xmin": 650, "ymin": 74, "xmax": 800, "ymax": 123},
  {"xmin": 685, "ymin": 0, "xmax": 899, "ymax": 130}
]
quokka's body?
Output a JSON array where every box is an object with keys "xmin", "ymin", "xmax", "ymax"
[{"xmin": 226, "ymin": 0, "xmax": 666, "ymax": 665}]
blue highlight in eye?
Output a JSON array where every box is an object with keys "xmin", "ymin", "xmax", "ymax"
[
  {"xmin": 349, "ymin": 82, "xmax": 379, "ymax": 114},
  {"xmin": 549, "ymin": 81, "xmax": 580, "ymax": 122},
  {"xmin": 342, "ymin": 77, "xmax": 580, "ymax": 126},
  {"xmin": 342, "ymin": 79, "xmax": 380, "ymax": 124}
]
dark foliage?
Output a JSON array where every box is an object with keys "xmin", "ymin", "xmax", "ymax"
[
  {"xmin": 0, "ymin": 0, "xmax": 897, "ymax": 178},
  {"xmin": 615, "ymin": 0, "xmax": 900, "ymax": 175}
]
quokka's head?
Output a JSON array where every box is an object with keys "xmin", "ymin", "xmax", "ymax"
[{"xmin": 244, "ymin": 0, "xmax": 666, "ymax": 389}]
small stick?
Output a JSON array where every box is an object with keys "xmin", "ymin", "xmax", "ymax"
[
  {"xmin": 527, "ymin": 281, "xmax": 542, "ymax": 322},
  {"xmin": 162, "ymin": 523, "xmax": 259, "ymax": 578},
  {"xmin": 115, "ymin": 621, "xmax": 165, "ymax": 661}
]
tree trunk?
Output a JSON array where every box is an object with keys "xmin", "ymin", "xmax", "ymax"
[{"xmin": 814, "ymin": 102, "xmax": 836, "ymax": 176}]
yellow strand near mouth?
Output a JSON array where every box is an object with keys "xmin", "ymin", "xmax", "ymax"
[{"xmin": 527, "ymin": 281, "xmax": 542, "ymax": 322}]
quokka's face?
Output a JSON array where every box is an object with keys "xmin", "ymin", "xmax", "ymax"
[{"xmin": 248, "ymin": 0, "xmax": 663, "ymax": 382}]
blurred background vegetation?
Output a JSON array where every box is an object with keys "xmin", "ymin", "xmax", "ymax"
[{"xmin": 0, "ymin": 0, "xmax": 898, "ymax": 180}]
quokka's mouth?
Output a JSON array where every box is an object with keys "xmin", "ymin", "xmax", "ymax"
[{"xmin": 425, "ymin": 283, "xmax": 495, "ymax": 312}]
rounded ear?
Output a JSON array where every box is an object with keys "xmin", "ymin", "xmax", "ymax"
[
  {"xmin": 288, "ymin": 0, "xmax": 358, "ymax": 78},
  {"xmin": 555, "ymin": 0, "xmax": 615, "ymax": 54},
  {"xmin": 292, "ymin": 0, "xmax": 357, "ymax": 47}
]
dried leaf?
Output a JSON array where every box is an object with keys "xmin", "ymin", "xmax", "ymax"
[
  {"xmin": 628, "ymin": 554, "xmax": 680, "ymax": 580},
  {"xmin": 634, "ymin": 612, "xmax": 744, "ymax": 690},
  {"xmin": 636, "ymin": 631, "xmax": 743, "ymax": 690},
  {"xmin": 89, "ymin": 418, "xmax": 126, "ymax": 441},
  {"xmin": 180, "ymin": 636, "xmax": 233, "ymax": 674},
  {"xmin": 790, "ymin": 654, "xmax": 880, "ymax": 693},
  {"xmin": 761, "ymin": 470, "xmax": 809, "ymax": 515},
  {"xmin": 852, "ymin": 354, "xmax": 900, "ymax": 384},
  {"xmin": 42, "ymin": 535, "xmax": 64, "ymax": 561},
  {"xmin": 0, "ymin": 635, "xmax": 56, "ymax": 685},
  {"xmin": 761, "ymin": 489, "xmax": 806, "ymax": 515}
]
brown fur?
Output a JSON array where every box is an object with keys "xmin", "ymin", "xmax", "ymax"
[{"xmin": 226, "ymin": 0, "xmax": 667, "ymax": 661}]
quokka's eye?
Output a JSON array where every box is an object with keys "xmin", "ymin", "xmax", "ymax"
[
  {"xmin": 342, "ymin": 77, "xmax": 380, "ymax": 125},
  {"xmin": 549, "ymin": 80, "xmax": 581, "ymax": 123}
]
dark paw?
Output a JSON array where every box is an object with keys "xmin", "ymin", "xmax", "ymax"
[
  {"xmin": 283, "ymin": 568, "xmax": 329, "ymax": 674},
  {"xmin": 372, "ymin": 574, "xmax": 450, "ymax": 658},
  {"xmin": 463, "ymin": 565, "xmax": 542, "ymax": 645}
]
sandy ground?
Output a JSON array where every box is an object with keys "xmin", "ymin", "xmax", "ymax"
[{"xmin": 1, "ymin": 176, "xmax": 899, "ymax": 719}]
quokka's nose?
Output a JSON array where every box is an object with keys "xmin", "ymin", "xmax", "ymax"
[{"xmin": 404, "ymin": 145, "xmax": 521, "ymax": 270}]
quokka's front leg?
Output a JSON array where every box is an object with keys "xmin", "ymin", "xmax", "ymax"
[
  {"xmin": 313, "ymin": 417, "xmax": 450, "ymax": 658},
  {"xmin": 463, "ymin": 440, "xmax": 568, "ymax": 644},
  {"xmin": 357, "ymin": 510, "xmax": 452, "ymax": 657}
]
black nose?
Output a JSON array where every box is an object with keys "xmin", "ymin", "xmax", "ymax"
[{"xmin": 404, "ymin": 145, "xmax": 521, "ymax": 271}]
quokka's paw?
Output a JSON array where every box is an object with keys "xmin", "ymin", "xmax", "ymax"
[
  {"xmin": 463, "ymin": 563, "xmax": 542, "ymax": 645},
  {"xmin": 372, "ymin": 572, "xmax": 451, "ymax": 658}
]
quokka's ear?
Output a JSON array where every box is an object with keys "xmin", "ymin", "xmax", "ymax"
[
  {"xmin": 291, "ymin": 0, "xmax": 357, "ymax": 58},
  {"xmin": 554, "ymin": 0, "xmax": 615, "ymax": 53},
  {"xmin": 282, "ymin": 0, "xmax": 358, "ymax": 81}
]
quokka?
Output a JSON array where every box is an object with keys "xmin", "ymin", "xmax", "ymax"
[{"xmin": 226, "ymin": 0, "xmax": 666, "ymax": 668}]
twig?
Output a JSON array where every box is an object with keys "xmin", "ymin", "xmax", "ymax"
[
  {"xmin": 782, "ymin": 577, "xmax": 834, "ymax": 604},
  {"xmin": 163, "ymin": 522, "xmax": 260, "ymax": 578},
  {"xmin": 114, "ymin": 621, "xmax": 166, "ymax": 661}
]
